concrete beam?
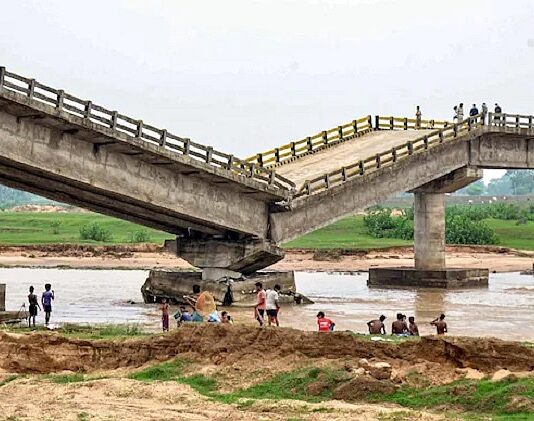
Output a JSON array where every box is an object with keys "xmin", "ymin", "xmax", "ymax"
[
  {"xmin": 173, "ymin": 238, "xmax": 285, "ymax": 276},
  {"xmin": 0, "ymin": 107, "xmax": 270, "ymax": 237},
  {"xmin": 412, "ymin": 166, "xmax": 482, "ymax": 193}
]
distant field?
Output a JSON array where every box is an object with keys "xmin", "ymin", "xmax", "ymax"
[
  {"xmin": 0, "ymin": 212, "xmax": 173, "ymax": 245},
  {"xmin": 0, "ymin": 212, "xmax": 533, "ymax": 251},
  {"xmin": 284, "ymin": 215, "xmax": 534, "ymax": 251}
]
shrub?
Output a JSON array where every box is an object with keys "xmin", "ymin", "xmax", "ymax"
[
  {"xmin": 363, "ymin": 207, "xmax": 499, "ymax": 246},
  {"xmin": 445, "ymin": 215, "xmax": 498, "ymax": 245},
  {"xmin": 50, "ymin": 220, "xmax": 61, "ymax": 235},
  {"xmin": 129, "ymin": 230, "xmax": 151, "ymax": 243},
  {"xmin": 79, "ymin": 223, "xmax": 112, "ymax": 242}
]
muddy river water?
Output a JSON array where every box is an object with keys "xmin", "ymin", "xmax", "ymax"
[{"xmin": 1, "ymin": 268, "xmax": 533, "ymax": 341}]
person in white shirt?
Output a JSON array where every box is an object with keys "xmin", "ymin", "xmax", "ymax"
[{"xmin": 265, "ymin": 284, "xmax": 281, "ymax": 327}]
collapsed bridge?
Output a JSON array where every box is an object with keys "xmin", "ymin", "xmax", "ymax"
[{"xmin": 0, "ymin": 67, "xmax": 533, "ymax": 288}]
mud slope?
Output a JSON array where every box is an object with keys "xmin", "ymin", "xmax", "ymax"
[{"xmin": 1, "ymin": 325, "xmax": 533, "ymax": 374}]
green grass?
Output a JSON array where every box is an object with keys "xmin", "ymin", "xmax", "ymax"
[
  {"xmin": 283, "ymin": 215, "xmax": 411, "ymax": 249},
  {"xmin": 128, "ymin": 361, "xmax": 534, "ymax": 418},
  {"xmin": 0, "ymin": 375, "xmax": 21, "ymax": 387},
  {"xmin": 284, "ymin": 215, "xmax": 534, "ymax": 251},
  {"xmin": 370, "ymin": 378, "xmax": 534, "ymax": 418},
  {"xmin": 0, "ymin": 211, "xmax": 533, "ymax": 251},
  {"xmin": 128, "ymin": 359, "xmax": 188, "ymax": 382},
  {"xmin": 1, "ymin": 324, "xmax": 149, "ymax": 340},
  {"xmin": 485, "ymin": 219, "xmax": 534, "ymax": 251},
  {"xmin": 0, "ymin": 212, "xmax": 172, "ymax": 245},
  {"xmin": 43, "ymin": 372, "xmax": 106, "ymax": 384}
]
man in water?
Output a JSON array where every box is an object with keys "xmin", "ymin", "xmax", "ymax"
[
  {"xmin": 430, "ymin": 314, "xmax": 448, "ymax": 335},
  {"xmin": 254, "ymin": 282, "xmax": 266, "ymax": 327},
  {"xmin": 41, "ymin": 283, "xmax": 54, "ymax": 326},
  {"xmin": 265, "ymin": 284, "xmax": 281, "ymax": 327},
  {"xmin": 367, "ymin": 315, "xmax": 386, "ymax": 334},
  {"xmin": 408, "ymin": 316, "xmax": 419, "ymax": 336},
  {"xmin": 160, "ymin": 298, "xmax": 170, "ymax": 332},
  {"xmin": 28, "ymin": 286, "xmax": 41, "ymax": 328},
  {"xmin": 391, "ymin": 313, "xmax": 409, "ymax": 336},
  {"xmin": 316, "ymin": 311, "xmax": 335, "ymax": 332}
]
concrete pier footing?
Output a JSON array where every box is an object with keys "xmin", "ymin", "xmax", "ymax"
[
  {"xmin": 368, "ymin": 267, "xmax": 489, "ymax": 288},
  {"xmin": 141, "ymin": 270, "xmax": 311, "ymax": 306}
]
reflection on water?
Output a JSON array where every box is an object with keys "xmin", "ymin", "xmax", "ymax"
[{"xmin": 0, "ymin": 268, "xmax": 533, "ymax": 341}]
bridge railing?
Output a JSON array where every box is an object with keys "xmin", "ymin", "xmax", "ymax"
[
  {"xmin": 294, "ymin": 114, "xmax": 494, "ymax": 198},
  {"xmin": 245, "ymin": 115, "xmax": 373, "ymax": 168},
  {"xmin": 488, "ymin": 112, "xmax": 534, "ymax": 129},
  {"xmin": 375, "ymin": 115, "xmax": 450, "ymax": 130},
  {"xmin": 0, "ymin": 67, "xmax": 295, "ymax": 191}
]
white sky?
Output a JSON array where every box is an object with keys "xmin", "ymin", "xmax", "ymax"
[{"xmin": 2, "ymin": 0, "xmax": 533, "ymax": 183}]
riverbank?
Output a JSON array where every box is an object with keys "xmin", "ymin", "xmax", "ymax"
[
  {"xmin": 0, "ymin": 244, "xmax": 532, "ymax": 272},
  {"xmin": 0, "ymin": 324, "xmax": 532, "ymax": 420}
]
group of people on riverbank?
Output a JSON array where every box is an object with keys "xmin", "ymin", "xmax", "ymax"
[
  {"xmin": 366, "ymin": 313, "xmax": 446, "ymax": 336},
  {"xmin": 26, "ymin": 283, "xmax": 54, "ymax": 328}
]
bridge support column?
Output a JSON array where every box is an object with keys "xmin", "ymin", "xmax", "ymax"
[
  {"xmin": 414, "ymin": 192, "xmax": 445, "ymax": 270},
  {"xmin": 368, "ymin": 166, "xmax": 489, "ymax": 288},
  {"xmin": 0, "ymin": 284, "xmax": 5, "ymax": 312},
  {"xmin": 140, "ymin": 238, "xmax": 309, "ymax": 306}
]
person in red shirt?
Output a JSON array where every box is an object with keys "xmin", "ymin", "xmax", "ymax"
[
  {"xmin": 316, "ymin": 311, "xmax": 335, "ymax": 332},
  {"xmin": 254, "ymin": 282, "xmax": 266, "ymax": 326}
]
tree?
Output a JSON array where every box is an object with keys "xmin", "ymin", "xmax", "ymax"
[
  {"xmin": 464, "ymin": 180, "xmax": 485, "ymax": 196},
  {"xmin": 487, "ymin": 170, "xmax": 534, "ymax": 195}
]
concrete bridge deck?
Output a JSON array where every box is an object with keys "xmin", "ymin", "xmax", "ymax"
[{"xmin": 276, "ymin": 129, "xmax": 433, "ymax": 188}]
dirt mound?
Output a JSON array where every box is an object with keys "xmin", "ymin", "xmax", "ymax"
[
  {"xmin": 1, "ymin": 325, "xmax": 533, "ymax": 375},
  {"xmin": 333, "ymin": 376, "xmax": 397, "ymax": 401}
]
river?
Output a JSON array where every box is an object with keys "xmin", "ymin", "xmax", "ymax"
[{"xmin": 0, "ymin": 268, "xmax": 533, "ymax": 341}]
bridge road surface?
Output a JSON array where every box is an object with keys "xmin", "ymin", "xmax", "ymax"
[{"xmin": 276, "ymin": 129, "xmax": 433, "ymax": 188}]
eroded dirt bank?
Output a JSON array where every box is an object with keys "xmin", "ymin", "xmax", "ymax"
[
  {"xmin": 0, "ymin": 244, "xmax": 532, "ymax": 272},
  {"xmin": 1, "ymin": 324, "xmax": 533, "ymax": 374}
]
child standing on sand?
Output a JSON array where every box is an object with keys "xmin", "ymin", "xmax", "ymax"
[
  {"xmin": 161, "ymin": 298, "xmax": 170, "ymax": 332},
  {"xmin": 41, "ymin": 283, "xmax": 54, "ymax": 326}
]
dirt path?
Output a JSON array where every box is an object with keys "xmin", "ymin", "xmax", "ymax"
[
  {"xmin": 0, "ymin": 244, "xmax": 531, "ymax": 272},
  {"xmin": 0, "ymin": 378, "xmax": 444, "ymax": 421}
]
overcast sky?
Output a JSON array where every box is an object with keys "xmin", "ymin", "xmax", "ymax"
[{"xmin": 2, "ymin": 0, "xmax": 533, "ymax": 182}]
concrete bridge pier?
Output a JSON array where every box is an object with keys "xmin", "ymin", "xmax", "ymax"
[
  {"xmin": 141, "ymin": 238, "xmax": 303, "ymax": 306},
  {"xmin": 414, "ymin": 192, "xmax": 445, "ymax": 270},
  {"xmin": 369, "ymin": 167, "xmax": 489, "ymax": 288}
]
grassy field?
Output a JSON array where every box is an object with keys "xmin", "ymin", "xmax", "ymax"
[
  {"xmin": 0, "ymin": 211, "xmax": 533, "ymax": 251},
  {"xmin": 284, "ymin": 215, "xmax": 534, "ymax": 251},
  {"xmin": 0, "ymin": 212, "xmax": 172, "ymax": 245}
]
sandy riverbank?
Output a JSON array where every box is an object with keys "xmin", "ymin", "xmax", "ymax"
[{"xmin": 0, "ymin": 244, "xmax": 531, "ymax": 272}]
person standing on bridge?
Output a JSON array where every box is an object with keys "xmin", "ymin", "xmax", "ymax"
[
  {"xmin": 470, "ymin": 104, "xmax": 479, "ymax": 123},
  {"xmin": 415, "ymin": 106, "xmax": 422, "ymax": 129},
  {"xmin": 457, "ymin": 103, "xmax": 464, "ymax": 123},
  {"xmin": 481, "ymin": 102, "xmax": 488, "ymax": 124},
  {"xmin": 494, "ymin": 103, "xmax": 503, "ymax": 126},
  {"xmin": 453, "ymin": 105, "xmax": 459, "ymax": 122}
]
